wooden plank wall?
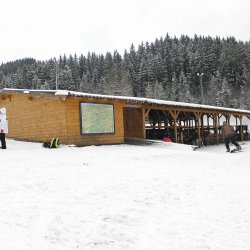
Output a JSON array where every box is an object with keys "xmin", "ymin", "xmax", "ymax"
[
  {"xmin": 0, "ymin": 94, "xmax": 68, "ymax": 143},
  {"xmin": 65, "ymin": 97, "xmax": 125, "ymax": 146}
]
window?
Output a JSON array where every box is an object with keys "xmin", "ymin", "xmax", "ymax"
[{"xmin": 80, "ymin": 102, "xmax": 115, "ymax": 134}]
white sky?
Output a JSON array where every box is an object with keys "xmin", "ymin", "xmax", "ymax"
[{"xmin": 0, "ymin": 0, "xmax": 249, "ymax": 63}]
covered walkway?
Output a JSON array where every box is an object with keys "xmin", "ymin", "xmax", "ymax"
[{"xmin": 141, "ymin": 105, "xmax": 250, "ymax": 145}]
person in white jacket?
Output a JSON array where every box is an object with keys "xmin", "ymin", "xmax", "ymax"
[{"xmin": 0, "ymin": 108, "xmax": 8, "ymax": 149}]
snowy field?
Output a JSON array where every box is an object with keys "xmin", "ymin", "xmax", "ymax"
[{"xmin": 1, "ymin": 139, "xmax": 250, "ymax": 250}]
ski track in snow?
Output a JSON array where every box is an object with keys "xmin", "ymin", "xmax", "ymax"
[{"xmin": 0, "ymin": 139, "xmax": 250, "ymax": 250}]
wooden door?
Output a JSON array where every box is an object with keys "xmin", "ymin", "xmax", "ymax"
[{"xmin": 123, "ymin": 108, "xmax": 144, "ymax": 138}]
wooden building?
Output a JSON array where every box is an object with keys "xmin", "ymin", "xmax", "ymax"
[{"xmin": 0, "ymin": 88, "xmax": 250, "ymax": 146}]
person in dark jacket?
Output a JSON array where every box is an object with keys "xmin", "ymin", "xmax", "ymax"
[{"xmin": 222, "ymin": 121, "xmax": 241, "ymax": 152}]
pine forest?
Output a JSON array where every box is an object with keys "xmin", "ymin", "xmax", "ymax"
[{"xmin": 1, "ymin": 34, "xmax": 250, "ymax": 109}]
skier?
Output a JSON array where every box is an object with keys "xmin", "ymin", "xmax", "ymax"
[
  {"xmin": 0, "ymin": 108, "xmax": 8, "ymax": 149},
  {"xmin": 221, "ymin": 121, "xmax": 241, "ymax": 152}
]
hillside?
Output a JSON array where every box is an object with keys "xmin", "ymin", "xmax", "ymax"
[{"xmin": 1, "ymin": 35, "xmax": 250, "ymax": 109}]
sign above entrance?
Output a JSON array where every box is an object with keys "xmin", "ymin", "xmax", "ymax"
[{"xmin": 127, "ymin": 104, "xmax": 140, "ymax": 108}]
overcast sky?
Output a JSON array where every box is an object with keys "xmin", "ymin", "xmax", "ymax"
[{"xmin": 0, "ymin": 0, "xmax": 249, "ymax": 64}]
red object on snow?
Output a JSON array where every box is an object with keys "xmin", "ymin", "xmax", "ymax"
[{"xmin": 163, "ymin": 137, "xmax": 171, "ymax": 142}]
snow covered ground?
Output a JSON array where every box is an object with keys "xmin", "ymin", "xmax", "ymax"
[{"xmin": 1, "ymin": 139, "xmax": 250, "ymax": 250}]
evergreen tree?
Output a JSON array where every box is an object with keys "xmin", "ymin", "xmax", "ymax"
[
  {"xmin": 126, "ymin": 44, "xmax": 140, "ymax": 96},
  {"xmin": 145, "ymin": 80, "xmax": 166, "ymax": 100},
  {"xmin": 217, "ymin": 77, "xmax": 232, "ymax": 107},
  {"xmin": 0, "ymin": 34, "xmax": 250, "ymax": 109},
  {"xmin": 206, "ymin": 71, "xmax": 221, "ymax": 106},
  {"xmin": 178, "ymin": 71, "xmax": 193, "ymax": 102}
]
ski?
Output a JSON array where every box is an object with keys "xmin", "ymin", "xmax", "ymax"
[{"xmin": 230, "ymin": 147, "xmax": 244, "ymax": 153}]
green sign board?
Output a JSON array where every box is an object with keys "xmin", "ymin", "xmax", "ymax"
[{"xmin": 80, "ymin": 103, "xmax": 115, "ymax": 134}]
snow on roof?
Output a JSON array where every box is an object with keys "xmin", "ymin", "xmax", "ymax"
[{"xmin": 1, "ymin": 88, "xmax": 250, "ymax": 115}]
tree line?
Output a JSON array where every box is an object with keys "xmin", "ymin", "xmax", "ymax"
[{"xmin": 1, "ymin": 34, "xmax": 250, "ymax": 109}]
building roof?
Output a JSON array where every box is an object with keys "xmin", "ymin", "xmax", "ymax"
[{"xmin": 1, "ymin": 88, "xmax": 250, "ymax": 115}]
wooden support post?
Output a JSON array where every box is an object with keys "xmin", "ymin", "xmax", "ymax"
[
  {"xmin": 198, "ymin": 114, "xmax": 201, "ymax": 139},
  {"xmin": 201, "ymin": 114, "xmax": 204, "ymax": 137},
  {"xmin": 162, "ymin": 110, "xmax": 168, "ymax": 129},
  {"xmin": 214, "ymin": 114, "xmax": 219, "ymax": 145},
  {"xmin": 169, "ymin": 110, "xmax": 179, "ymax": 143},
  {"xmin": 235, "ymin": 115, "xmax": 238, "ymax": 127},
  {"xmin": 218, "ymin": 114, "xmax": 222, "ymax": 124},
  {"xmin": 145, "ymin": 109, "xmax": 151, "ymax": 119},
  {"xmin": 193, "ymin": 112, "xmax": 201, "ymax": 140},
  {"xmin": 234, "ymin": 115, "xmax": 238, "ymax": 140},
  {"xmin": 225, "ymin": 114, "xmax": 228, "ymax": 124},
  {"xmin": 239, "ymin": 115, "xmax": 243, "ymax": 141},
  {"xmin": 142, "ymin": 109, "xmax": 146, "ymax": 139},
  {"xmin": 143, "ymin": 109, "xmax": 151, "ymax": 139}
]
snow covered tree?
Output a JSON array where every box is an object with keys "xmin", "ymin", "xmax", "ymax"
[
  {"xmin": 217, "ymin": 77, "xmax": 232, "ymax": 107},
  {"xmin": 0, "ymin": 34, "xmax": 250, "ymax": 109},
  {"xmin": 177, "ymin": 71, "xmax": 193, "ymax": 103},
  {"xmin": 145, "ymin": 81, "xmax": 166, "ymax": 100},
  {"xmin": 206, "ymin": 72, "xmax": 221, "ymax": 106}
]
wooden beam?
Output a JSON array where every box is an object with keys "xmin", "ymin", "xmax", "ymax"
[
  {"xmin": 168, "ymin": 110, "xmax": 180, "ymax": 143},
  {"xmin": 193, "ymin": 112, "xmax": 202, "ymax": 144},
  {"xmin": 145, "ymin": 109, "xmax": 151, "ymax": 119},
  {"xmin": 162, "ymin": 110, "xmax": 170, "ymax": 128},
  {"xmin": 143, "ymin": 104, "xmax": 240, "ymax": 114},
  {"xmin": 213, "ymin": 113, "xmax": 219, "ymax": 145},
  {"xmin": 142, "ymin": 109, "xmax": 147, "ymax": 139},
  {"xmin": 239, "ymin": 115, "xmax": 243, "ymax": 141},
  {"xmin": 234, "ymin": 115, "xmax": 238, "ymax": 127}
]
